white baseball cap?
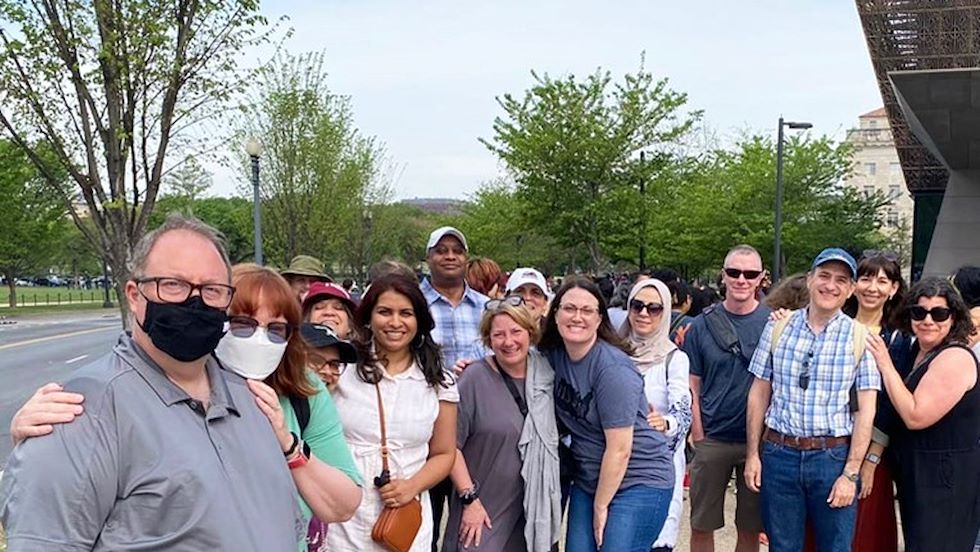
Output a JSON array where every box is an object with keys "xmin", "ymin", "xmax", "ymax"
[
  {"xmin": 506, "ymin": 267, "xmax": 551, "ymax": 297},
  {"xmin": 426, "ymin": 226, "xmax": 469, "ymax": 251}
]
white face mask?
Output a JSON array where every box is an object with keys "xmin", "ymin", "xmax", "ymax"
[{"xmin": 214, "ymin": 327, "xmax": 287, "ymax": 380}]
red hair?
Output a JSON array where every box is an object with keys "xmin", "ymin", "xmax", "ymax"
[
  {"xmin": 230, "ymin": 263, "xmax": 315, "ymax": 398},
  {"xmin": 466, "ymin": 257, "xmax": 504, "ymax": 296}
]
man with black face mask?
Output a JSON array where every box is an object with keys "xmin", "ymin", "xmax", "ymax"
[{"xmin": 0, "ymin": 214, "xmax": 304, "ymax": 551}]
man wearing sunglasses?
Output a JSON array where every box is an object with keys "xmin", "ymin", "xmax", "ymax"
[
  {"xmin": 0, "ymin": 215, "xmax": 304, "ymax": 551},
  {"xmin": 681, "ymin": 245, "xmax": 771, "ymax": 552},
  {"xmin": 744, "ymin": 248, "xmax": 880, "ymax": 552}
]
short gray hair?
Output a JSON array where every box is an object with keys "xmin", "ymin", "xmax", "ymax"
[
  {"xmin": 129, "ymin": 213, "xmax": 232, "ymax": 281},
  {"xmin": 725, "ymin": 244, "xmax": 763, "ymax": 267}
]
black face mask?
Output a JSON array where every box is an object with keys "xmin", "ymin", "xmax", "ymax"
[{"xmin": 138, "ymin": 296, "xmax": 228, "ymax": 362}]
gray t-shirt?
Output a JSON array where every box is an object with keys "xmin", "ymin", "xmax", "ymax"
[
  {"xmin": 444, "ymin": 359, "xmax": 527, "ymax": 552},
  {"xmin": 0, "ymin": 333, "xmax": 303, "ymax": 551},
  {"xmin": 548, "ymin": 340, "xmax": 674, "ymax": 494},
  {"xmin": 683, "ymin": 304, "xmax": 771, "ymax": 442}
]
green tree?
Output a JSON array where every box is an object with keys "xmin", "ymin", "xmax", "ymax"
[
  {"xmin": 164, "ymin": 155, "xmax": 213, "ymax": 200},
  {"xmin": 0, "ymin": 140, "xmax": 68, "ymax": 307},
  {"xmin": 481, "ymin": 60, "xmax": 701, "ymax": 270},
  {"xmin": 0, "ymin": 0, "xmax": 276, "ymax": 323},
  {"xmin": 150, "ymin": 195, "xmax": 254, "ymax": 265},
  {"xmin": 235, "ymin": 51, "xmax": 389, "ymax": 273}
]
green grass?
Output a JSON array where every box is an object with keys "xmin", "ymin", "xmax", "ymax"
[
  {"xmin": 0, "ymin": 286, "xmax": 109, "ymax": 308},
  {"xmin": 0, "ymin": 302, "xmax": 118, "ymax": 316}
]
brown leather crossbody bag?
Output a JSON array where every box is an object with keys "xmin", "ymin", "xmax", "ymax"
[{"xmin": 370, "ymin": 383, "xmax": 422, "ymax": 552}]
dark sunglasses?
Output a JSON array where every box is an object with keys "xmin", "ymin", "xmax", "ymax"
[
  {"xmin": 861, "ymin": 249, "xmax": 899, "ymax": 262},
  {"xmin": 908, "ymin": 305, "xmax": 952, "ymax": 322},
  {"xmin": 629, "ymin": 299, "xmax": 665, "ymax": 316},
  {"xmin": 228, "ymin": 315, "xmax": 293, "ymax": 344},
  {"xmin": 799, "ymin": 350, "xmax": 815, "ymax": 390},
  {"xmin": 723, "ymin": 268, "xmax": 764, "ymax": 280},
  {"xmin": 485, "ymin": 295, "xmax": 525, "ymax": 311}
]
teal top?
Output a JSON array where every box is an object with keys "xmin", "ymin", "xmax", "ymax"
[{"xmin": 279, "ymin": 374, "xmax": 363, "ymax": 549}]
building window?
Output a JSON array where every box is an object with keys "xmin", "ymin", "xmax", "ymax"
[
  {"xmin": 890, "ymin": 162, "xmax": 901, "ymax": 176},
  {"xmin": 886, "ymin": 209, "xmax": 899, "ymax": 227},
  {"xmin": 865, "ymin": 162, "xmax": 877, "ymax": 176},
  {"xmin": 863, "ymin": 185, "xmax": 875, "ymax": 196},
  {"xmin": 869, "ymin": 120, "xmax": 878, "ymax": 128},
  {"xmin": 889, "ymin": 184, "xmax": 901, "ymax": 197}
]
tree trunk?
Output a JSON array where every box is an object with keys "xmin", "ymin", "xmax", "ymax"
[
  {"xmin": 107, "ymin": 247, "xmax": 132, "ymax": 330},
  {"xmin": 6, "ymin": 275, "xmax": 16, "ymax": 308}
]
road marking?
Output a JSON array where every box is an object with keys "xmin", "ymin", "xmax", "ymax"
[
  {"xmin": 65, "ymin": 354, "xmax": 89, "ymax": 364},
  {"xmin": 0, "ymin": 326, "xmax": 117, "ymax": 351}
]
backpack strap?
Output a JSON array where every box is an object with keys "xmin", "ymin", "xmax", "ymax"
[
  {"xmin": 289, "ymin": 394, "xmax": 311, "ymax": 436},
  {"xmin": 703, "ymin": 306, "xmax": 750, "ymax": 364},
  {"xmin": 664, "ymin": 349, "xmax": 678, "ymax": 384}
]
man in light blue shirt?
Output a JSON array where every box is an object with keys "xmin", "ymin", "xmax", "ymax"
[{"xmin": 744, "ymin": 248, "xmax": 880, "ymax": 552}]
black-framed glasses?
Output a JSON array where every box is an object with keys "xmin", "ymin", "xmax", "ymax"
[
  {"xmin": 723, "ymin": 268, "xmax": 764, "ymax": 280},
  {"xmin": 485, "ymin": 295, "xmax": 525, "ymax": 311},
  {"xmin": 628, "ymin": 299, "xmax": 665, "ymax": 316},
  {"xmin": 908, "ymin": 305, "xmax": 952, "ymax": 322},
  {"xmin": 861, "ymin": 249, "xmax": 899, "ymax": 262},
  {"xmin": 799, "ymin": 350, "xmax": 815, "ymax": 390},
  {"xmin": 135, "ymin": 277, "xmax": 235, "ymax": 309},
  {"xmin": 228, "ymin": 315, "xmax": 293, "ymax": 344},
  {"xmin": 308, "ymin": 353, "xmax": 345, "ymax": 375}
]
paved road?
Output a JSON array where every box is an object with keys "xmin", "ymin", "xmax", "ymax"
[{"xmin": 0, "ymin": 311, "xmax": 121, "ymax": 462}]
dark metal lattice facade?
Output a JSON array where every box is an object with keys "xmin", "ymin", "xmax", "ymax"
[{"xmin": 856, "ymin": 0, "xmax": 980, "ymax": 193}]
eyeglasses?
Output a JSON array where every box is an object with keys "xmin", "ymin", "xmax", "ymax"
[
  {"xmin": 908, "ymin": 305, "xmax": 952, "ymax": 322},
  {"xmin": 723, "ymin": 268, "xmax": 764, "ymax": 280},
  {"xmin": 136, "ymin": 277, "xmax": 235, "ymax": 309},
  {"xmin": 628, "ymin": 299, "xmax": 665, "ymax": 316},
  {"xmin": 558, "ymin": 303, "xmax": 600, "ymax": 318},
  {"xmin": 485, "ymin": 295, "xmax": 525, "ymax": 311},
  {"xmin": 308, "ymin": 353, "xmax": 345, "ymax": 375},
  {"xmin": 861, "ymin": 249, "xmax": 899, "ymax": 262},
  {"xmin": 228, "ymin": 315, "xmax": 293, "ymax": 344},
  {"xmin": 799, "ymin": 350, "xmax": 815, "ymax": 390}
]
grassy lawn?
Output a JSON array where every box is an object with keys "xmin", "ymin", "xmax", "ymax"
[
  {"xmin": 0, "ymin": 286, "xmax": 110, "ymax": 308},
  {"xmin": 0, "ymin": 303, "xmax": 118, "ymax": 316}
]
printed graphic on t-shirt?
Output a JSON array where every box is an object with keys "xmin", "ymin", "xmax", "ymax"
[{"xmin": 555, "ymin": 377, "xmax": 593, "ymax": 421}]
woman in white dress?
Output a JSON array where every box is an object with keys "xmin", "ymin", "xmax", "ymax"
[
  {"xmin": 326, "ymin": 273, "xmax": 458, "ymax": 551},
  {"xmin": 620, "ymin": 278, "xmax": 693, "ymax": 552}
]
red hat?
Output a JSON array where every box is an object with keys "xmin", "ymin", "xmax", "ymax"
[{"xmin": 302, "ymin": 281, "xmax": 356, "ymax": 312}]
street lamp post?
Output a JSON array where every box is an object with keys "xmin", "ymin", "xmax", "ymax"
[
  {"xmin": 774, "ymin": 117, "xmax": 812, "ymax": 283},
  {"xmin": 101, "ymin": 257, "xmax": 112, "ymax": 308},
  {"xmin": 245, "ymin": 138, "xmax": 264, "ymax": 266},
  {"xmin": 362, "ymin": 207, "xmax": 373, "ymax": 279},
  {"xmin": 638, "ymin": 151, "xmax": 648, "ymax": 270}
]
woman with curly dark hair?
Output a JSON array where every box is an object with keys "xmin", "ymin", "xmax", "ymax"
[
  {"xmin": 326, "ymin": 273, "xmax": 458, "ymax": 551},
  {"xmin": 540, "ymin": 276, "xmax": 675, "ymax": 552},
  {"xmin": 866, "ymin": 277, "xmax": 980, "ymax": 552}
]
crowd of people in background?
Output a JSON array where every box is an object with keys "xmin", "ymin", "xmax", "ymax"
[{"xmin": 1, "ymin": 215, "xmax": 979, "ymax": 552}]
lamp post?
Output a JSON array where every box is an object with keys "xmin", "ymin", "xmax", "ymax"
[
  {"xmin": 101, "ymin": 258, "xmax": 112, "ymax": 308},
  {"xmin": 774, "ymin": 117, "xmax": 812, "ymax": 283},
  {"xmin": 362, "ymin": 207, "xmax": 373, "ymax": 280},
  {"xmin": 245, "ymin": 138, "xmax": 264, "ymax": 266},
  {"xmin": 638, "ymin": 150, "xmax": 649, "ymax": 270}
]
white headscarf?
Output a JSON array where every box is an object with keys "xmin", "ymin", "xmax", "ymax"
[{"xmin": 619, "ymin": 278, "xmax": 677, "ymax": 370}]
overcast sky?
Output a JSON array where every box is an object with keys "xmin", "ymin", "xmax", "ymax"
[{"xmin": 218, "ymin": 0, "xmax": 883, "ymax": 200}]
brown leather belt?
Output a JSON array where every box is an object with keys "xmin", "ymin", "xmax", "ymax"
[{"xmin": 764, "ymin": 428, "xmax": 850, "ymax": 451}]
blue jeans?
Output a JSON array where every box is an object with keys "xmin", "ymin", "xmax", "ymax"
[
  {"xmin": 760, "ymin": 441, "xmax": 857, "ymax": 552},
  {"xmin": 566, "ymin": 484, "xmax": 672, "ymax": 552}
]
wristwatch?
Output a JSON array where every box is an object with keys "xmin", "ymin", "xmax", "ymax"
[
  {"xmin": 865, "ymin": 452, "xmax": 881, "ymax": 465},
  {"xmin": 842, "ymin": 470, "xmax": 859, "ymax": 483},
  {"xmin": 459, "ymin": 481, "xmax": 480, "ymax": 505},
  {"xmin": 287, "ymin": 440, "xmax": 311, "ymax": 470}
]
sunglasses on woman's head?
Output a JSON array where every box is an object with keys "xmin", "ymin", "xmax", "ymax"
[
  {"xmin": 723, "ymin": 268, "xmax": 764, "ymax": 280},
  {"xmin": 861, "ymin": 249, "xmax": 899, "ymax": 262},
  {"xmin": 629, "ymin": 299, "xmax": 665, "ymax": 316},
  {"xmin": 485, "ymin": 295, "xmax": 524, "ymax": 311},
  {"xmin": 228, "ymin": 315, "xmax": 293, "ymax": 343},
  {"xmin": 908, "ymin": 306, "xmax": 952, "ymax": 322}
]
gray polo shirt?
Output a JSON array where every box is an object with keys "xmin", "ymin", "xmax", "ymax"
[{"xmin": 0, "ymin": 333, "xmax": 304, "ymax": 551}]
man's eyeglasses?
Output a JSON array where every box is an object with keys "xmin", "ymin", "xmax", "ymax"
[
  {"xmin": 799, "ymin": 350, "xmax": 815, "ymax": 390},
  {"xmin": 308, "ymin": 353, "xmax": 345, "ymax": 375},
  {"xmin": 228, "ymin": 315, "xmax": 293, "ymax": 344},
  {"xmin": 628, "ymin": 299, "xmax": 665, "ymax": 316},
  {"xmin": 723, "ymin": 268, "xmax": 764, "ymax": 280},
  {"xmin": 558, "ymin": 303, "xmax": 600, "ymax": 318},
  {"xmin": 135, "ymin": 277, "xmax": 235, "ymax": 309},
  {"xmin": 909, "ymin": 305, "xmax": 952, "ymax": 322},
  {"xmin": 485, "ymin": 295, "xmax": 525, "ymax": 311},
  {"xmin": 861, "ymin": 249, "xmax": 899, "ymax": 262}
]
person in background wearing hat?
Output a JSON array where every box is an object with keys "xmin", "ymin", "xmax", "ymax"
[
  {"xmin": 744, "ymin": 248, "xmax": 880, "ymax": 552},
  {"xmin": 281, "ymin": 255, "xmax": 332, "ymax": 303},
  {"xmin": 420, "ymin": 226, "xmax": 489, "ymax": 551},
  {"xmin": 303, "ymin": 281, "xmax": 359, "ymax": 341},
  {"xmin": 506, "ymin": 267, "xmax": 552, "ymax": 325},
  {"xmin": 301, "ymin": 322, "xmax": 359, "ymax": 393}
]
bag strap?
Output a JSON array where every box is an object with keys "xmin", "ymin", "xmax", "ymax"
[
  {"xmin": 664, "ymin": 349, "xmax": 678, "ymax": 384},
  {"xmin": 374, "ymin": 383, "xmax": 390, "ymax": 474},
  {"xmin": 490, "ymin": 356, "xmax": 528, "ymax": 417},
  {"xmin": 289, "ymin": 395, "xmax": 311, "ymax": 436},
  {"xmin": 704, "ymin": 305, "xmax": 748, "ymax": 363}
]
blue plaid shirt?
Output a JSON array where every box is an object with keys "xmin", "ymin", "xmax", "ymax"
[
  {"xmin": 748, "ymin": 309, "xmax": 880, "ymax": 437},
  {"xmin": 420, "ymin": 277, "xmax": 489, "ymax": 368}
]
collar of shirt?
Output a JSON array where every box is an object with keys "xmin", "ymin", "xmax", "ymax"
[
  {"xmin": 421, "ymin": 276, "xmax": 487, "ymax": 309},
  {"xmin": 797, "ymin": 307, "xmax": 848, "ymax": 335},
  {"xmin": 376, "ymin": 358, "xmax": 427, "ymax": 382},
  {"xmin": 115, "ymin": 333, "xmax": 240, "ymax": 417}
]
